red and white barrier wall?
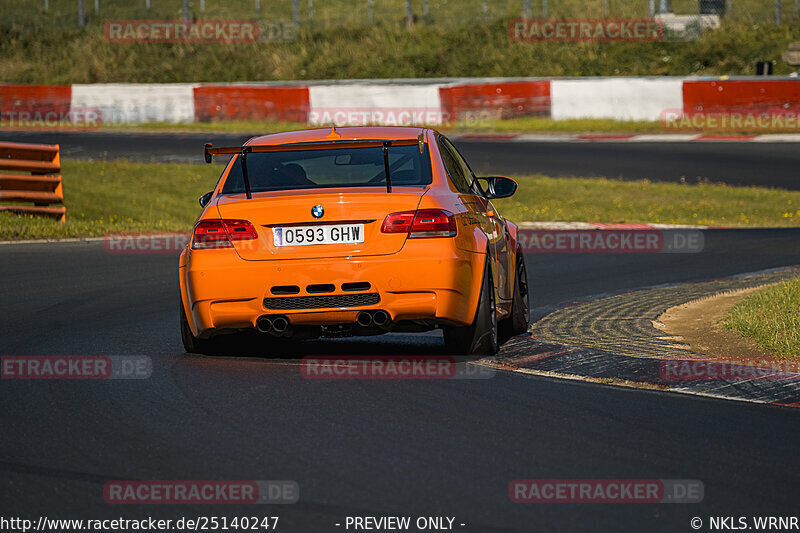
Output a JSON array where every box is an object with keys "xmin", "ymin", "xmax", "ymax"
[
  {"xmin": 1, "ymin": 77, "xmax": 799, "ymax": 125},
  {"xmin": 72, "ymin": 83, "xmax": 197, "ymax": 123},
  {"xmin": 550, "ymin": 78, "xmax": 683, "ymax": 121},
  {"xmin": 194, "ymin": 84, "xmax": 309, "ymax": 122},
  {"xmin": 0, "ymin": 84, "xmax": 72, "ymax": 112},
  {"xmin": 682, "ymin": 79, "xmax": 800, "ymax": 115}
]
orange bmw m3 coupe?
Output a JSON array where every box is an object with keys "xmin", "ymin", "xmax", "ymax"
[{"xmin": 179, "ymin": 126, "xmax": 529, "ymax": 355}]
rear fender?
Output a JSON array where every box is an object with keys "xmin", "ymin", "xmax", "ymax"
[
  {"xmin": 178, "ymin": 265, "xmax": 198, "ymax": 336},
  {"xmin": 505, "ymin": 220, "xmax": 519, "ymax": 250},
  {"xmin": 417, "ymin": 190, "xmax": 489, "ymax": 254}
]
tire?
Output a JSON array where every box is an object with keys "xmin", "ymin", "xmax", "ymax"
[
  {"xmin": 443, "ymin": 255, "xmax": 499, "ymax": 356},
  {"xmin": 500, "ymin": 250, "xmax": 531, "ymax": 340},
  {"xmin": 180, "ymin": 301, "xmax": 216, "ymax": 355},
  {"xmin": 180, "ymin": 300, "xmax": 292, "ymax": 357}
]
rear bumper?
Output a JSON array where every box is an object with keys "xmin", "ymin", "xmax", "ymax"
[{"xmin": 180, "ymin": 240, "xmax": 484, "ymax": 338}]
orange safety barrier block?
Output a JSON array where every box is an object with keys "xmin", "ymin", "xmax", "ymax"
[{"xmin": 0, "ymin": 141, "xmax": 65, "ymax": 222}]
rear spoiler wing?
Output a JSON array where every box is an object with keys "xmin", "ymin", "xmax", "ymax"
[{"xmin": 204, "ymin": 136, "xmax": 426, "ymax": 199}]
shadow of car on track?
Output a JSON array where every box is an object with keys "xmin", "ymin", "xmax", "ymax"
[{"xmin": 180, "ymin": 330, "xmax": 453, "ymax": 359}]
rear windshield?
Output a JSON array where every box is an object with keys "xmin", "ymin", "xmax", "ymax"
[{"xmin": 221, "ymin": 144, "xmax": 432, "ymax": 194}]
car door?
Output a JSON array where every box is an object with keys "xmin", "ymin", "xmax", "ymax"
[
  {"xmin": 447, "ymin": 138, "xmax": 512, "ymax": 302},
  {"xmin": 439, "ymin": 137, "xmax": 511, "ymax": 302}
]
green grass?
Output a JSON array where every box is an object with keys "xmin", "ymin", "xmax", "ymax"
[
  {"xmin": 1, "ymin": 14, "xmax": 799, "ymax": 84},
  {"xmin": 722, "ymin": 278, "xmax": 800, "ymax": 359},
  {"xmin": 109, "ymin": 116, "xmax": 800, "ymax": 136},
  {"xmin": 0, "ymin": 160, "xmax": 219, "ymax": 240},
  {"xmin": 492, "ymin": 175, "xmax": 800, "ymax": 227},
  {"xmin": 462, "ymin": 115, "xmax": 800, "ymax": 135},
  {"xmin": 447, "ymin": 117, "xmax": 664, "ymax": 134},
  {"xmin": 2, "ymin": 0, "xmax": 791, "ymax": 29},
  {"xmin": 2, "ymin": 160, "xmax": 800, "ymax": 240},
  {"xmin": 105, "ymin": 118, "xmax": 665, "ymax": 135},
  {"xmin": 106, "ymin": 120, "xmax": 310, "ymax": 134}
]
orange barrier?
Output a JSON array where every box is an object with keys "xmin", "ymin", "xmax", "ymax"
[
  {"xmin": 683, "ymin": 80, "xmax": 800, "ymax": 115},
  {"xmin": 0, "ymin": 141, "xmax": 65, "ymax": 222},
  {"xmin": 0, "ymin": 84, "xmax": 72, "ymax": 111},
  {"xmin": 439, "ymin": 81, "xmax": 551, "ymax": 122},
  {"xmin": 193, "ymin": 85, "xmax": 310, "ymax": 122}
]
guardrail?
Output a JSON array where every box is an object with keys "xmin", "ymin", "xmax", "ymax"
[
  {"xmin": 0, "ymin": 141, "xmax": 65, "ymax": 222},
  {"xmin": 4, "ymin": 78, "xmax": 800, "ymax": 127}
]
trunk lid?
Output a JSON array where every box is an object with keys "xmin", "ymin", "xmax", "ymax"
[{"xmin": 214, "ymin": 187, "xmax": 425, "ymax": 261}]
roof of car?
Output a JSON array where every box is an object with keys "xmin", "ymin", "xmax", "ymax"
[{"xmin": 245, "ymin": 126, "xmax": 431, "ymax": 146}]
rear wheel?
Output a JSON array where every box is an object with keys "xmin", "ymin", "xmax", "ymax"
[
  {"xmin": 500, "ymin": 250, "xmax": 531, "ymax": 340},
  {"xmin": 180, "ymin": 301, "xmax": 216, "ymax": 355},
  {"xmin": 180, "ymin": 301, "xmax": 294, "ymax": 357},
  {"xmin": 443, "ymin": 256, "xmax": 499, "ymax": 356}
]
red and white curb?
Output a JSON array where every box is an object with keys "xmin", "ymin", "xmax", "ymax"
[{"xmin": 483, "ymin": 265, "xmax": 800, "ymax": 408}]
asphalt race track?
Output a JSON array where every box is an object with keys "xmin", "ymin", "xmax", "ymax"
[
  {"xmin": 1, "ymin": 132, "xmax": 800, "ymax": 532},
  {"xmin": 1, "ymin": 130, "xmax": 799, "ymax": 189}
]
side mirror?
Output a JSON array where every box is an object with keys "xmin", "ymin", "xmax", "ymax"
[
  {"xmin": 198, "ymin": 191, "xmax": 214, "ymax": 208},
  {"xmin": 477, "ymin": 176, "xmax": 518, "ymax": 199}
]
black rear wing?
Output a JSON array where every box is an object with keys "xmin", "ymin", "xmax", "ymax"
[{"xmin": 204, "ymin": 137, "xmax": 426, "ymax": 199}]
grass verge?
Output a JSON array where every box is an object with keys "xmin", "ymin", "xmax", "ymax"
[
  {"xmin": 0, "ymin": 160, "xmax": 219, "ymax": 240},
  {"xmin": 491, "ymin": 175, "xmax": 800, "ymax": 227},
  {"xmin": 1, "ymin": 160, "xmax": 800, "ymax": 240},
  {"xmin": 722, "ymin": 278, "xmax": 800, "ymax": 359},
  {"xmin": 105, "ymin": 121, "xmax": 310, "ymax": 134},
  {"xmin": 106, "ymin": 117, "xmax": 800, "ymax": 136},
  {"xmin": 107, "ymin": 118, "xmax": 666, "ymax": 136},
  {"xmin": 1, "ymin": 0, "xmax": 790, "ymax": 30},
  {"xmin": 1, "ymin": 17, "xmax": 799, "ymax": 84}
]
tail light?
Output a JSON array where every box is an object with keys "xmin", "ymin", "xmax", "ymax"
[
  {"xmin": 192, "ymin": 219, "xmax": 258, "ymax": 249},
  {"xmin": 381, "ymin": 209, "xmax": 456, "ymax": 239},
  {"xmin": 380, "ymin": 211, "xmax": 416, "ymax": 234}
]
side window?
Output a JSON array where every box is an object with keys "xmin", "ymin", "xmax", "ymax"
[
  {"xmin": 446, "ymin": 138, "xmax": 479, "ymax": 190},
  {"xmin": 438, "ymin": 138, "xmax": 472, "ymax": 194}
]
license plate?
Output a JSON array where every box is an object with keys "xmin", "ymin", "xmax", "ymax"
[{"xmin": 273, "ymin": 224, "xmax": 365, "ymax": 247}]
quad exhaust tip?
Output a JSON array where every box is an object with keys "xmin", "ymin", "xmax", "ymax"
[
  {"xmin": 272, "ymin": 316, "xmax": 289, "ymax": 333},
  {"xmin": 373, "ymin": 310, "xmax": 390, "ymax": 327},
  {"xmin": 356, "ymin": 310, "xmax": 391, "ymax": 328},
  {"xmin": 256, "ymin": 316, "xmax": 273, "ymax": 333},
  {"xmin": 256, "ymin": 315, "xmax": 290, "ymax": 335},
  {"xmin": 260, "ymin": 312, "xmax": 390, "ymax": 334},
  {"xmin": 357, "ymin": 311, "xmax": 374, "ymax": 327}
]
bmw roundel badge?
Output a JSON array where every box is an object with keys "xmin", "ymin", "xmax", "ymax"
[{"xmin": 311, "ymin": 205, "xmax": 324, "ymax": 219}]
